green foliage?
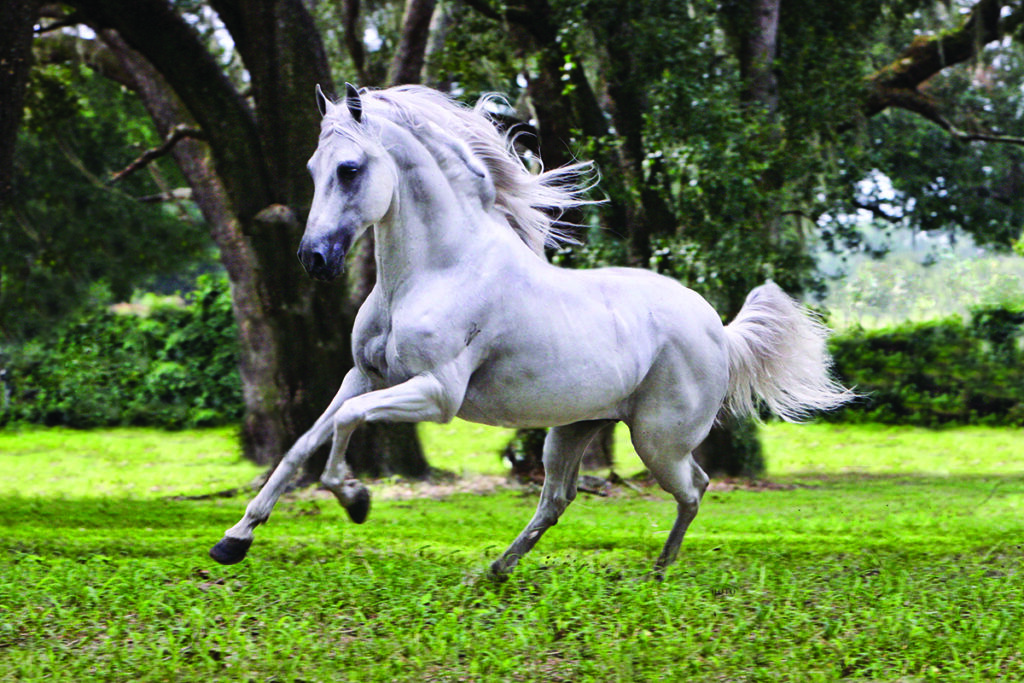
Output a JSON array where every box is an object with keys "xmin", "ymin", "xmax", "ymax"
[
  {"xmin": 828, "ymin": 306, "xmax": 1024, "ymax": 426},
  {"xmin": 1, "ymin": 63, "xmax": 212, "ymax": 341},
  {"xmin": 0, "ymin": 276, "xmax": 242, "ymax": 429},
  {"xmin": 425, "ymin": 1, "xmax": 522, "ymax": 97},
  {"xmin": 820, "ymin": 11, "xmax": 1024, "ymax": 256},
  {"xmin": 1, "ymin": 424, "xmax": 1023, "ymax": 680}
]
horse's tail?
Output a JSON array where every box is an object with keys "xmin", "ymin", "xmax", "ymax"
[{"xmin": 722, "ymin": 281, "xmax": 853, "ymax": 422}]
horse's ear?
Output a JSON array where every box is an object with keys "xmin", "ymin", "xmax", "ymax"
[
  {"xmin": 344, "ymin": 82, "xmax": 363, "ymax": 123},
  {"xmin": 316, "ymin": 84, "xmax": 330, "ymax": 118}
]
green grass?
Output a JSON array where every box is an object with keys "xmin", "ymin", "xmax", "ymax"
[
  {"xmin": 0, "ymin": 427, "xmax": 259, "ymax": 498},
  {"xmin": 2, "ymin": 422, "xmax": 1024, "ymax": 681}
]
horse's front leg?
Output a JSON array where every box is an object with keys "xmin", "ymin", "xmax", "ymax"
[
  {"xmin": 317, "ymin": 371, "xmax": 465, "ymax": 523},
  {"xmin": 212, "ymin": 371, "xmax": 463, "ymax": 565},
  {"xmin": 324, "ymin": 369, "xmax": 460, "ymax": 465},
  {"xmin": 209, "ymin": 368, "xmax": 371, "ymax": 565}
]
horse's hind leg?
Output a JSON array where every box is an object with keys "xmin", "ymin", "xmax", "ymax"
[
  {"xmin": 652, "ymin": 453, "xmax": 709, "ymax": 577},
  {"xmin": 491, "ymin": 420, "xmax": 614, "ymax": 579},
  {"xmin": 629, "ymin": 422, "xmax": 711, "ymax": 579}
]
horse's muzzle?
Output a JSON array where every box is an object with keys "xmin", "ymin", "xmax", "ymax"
[{"xmin": 297, "ymin": 234, "xmax": 350, "ymax": 281}]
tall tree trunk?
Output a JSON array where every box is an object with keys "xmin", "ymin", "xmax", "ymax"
[
  {"xmin": 388, "ymin": 0, "xmax": 437, "ymax": 85},
  {"xmin": 0, "ymin": 0, "xmax": 39, "ymax": 203},
  {"xmin": 597, "ymin": 19, "xmax": 675, "ymax": 267},
  {"xmin": 735, "ymin": 0, "xmax": 781, "ymax": 112},
  {"xmin": 62, "ymin": 0, "xmax": 427, "ymax": 477},
  {"xmin": 696, "ymin": 0, "xmax": 785, "ymax": 479}
]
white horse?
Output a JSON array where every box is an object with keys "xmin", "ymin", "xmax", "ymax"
[{"xmin": 210, "ymin": 84, "xmax": 851, "ymax": 578}]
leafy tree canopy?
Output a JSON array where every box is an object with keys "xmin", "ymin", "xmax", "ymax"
[{"xmin": 1, "ymin": 60, "xmax": 211, "ymax": 341}]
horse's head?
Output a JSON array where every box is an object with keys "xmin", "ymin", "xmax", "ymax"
[{"xmin": 299, "ymin": 84, "xmax": 395, "ymax": 281}]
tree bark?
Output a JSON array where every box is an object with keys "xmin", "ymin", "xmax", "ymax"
[
  {"xmin": 388, "ymin": 0, "xmax": 437, "ymax": 85},
  {"xmin": 597, "ymin": 17, "xmax": 676, "ymax": 266},
  {"xmin": 341, "ymin": 0, "xmax": 368, "ymax": 85},
  {"xmin": 699, "ymin": 0, "xmax": 786, "ymax": 479},
  {"xmin": 0, "ymin": 0, "xmax": 39, "ymax": 203},
  {"xmin": 732, "ymin": 0, "xmax": 781, "ymax": 112}
]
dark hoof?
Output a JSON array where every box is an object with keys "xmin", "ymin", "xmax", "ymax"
[
  {"xmin": 345, "ymin": 485, "xmax": 371, "ymax": 524},
  {"xmin": 209, "ymin": 536, "xmax": 252, "ymax": 565},
  {"xmin": 488, "ymin": 560, "xmax": 511, "ymax": 583}
]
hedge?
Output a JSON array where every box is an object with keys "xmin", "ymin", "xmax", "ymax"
[
  {"xmin": 826, "ymin": 307, "xmax": 1024, "ymax": 427},
  {"xmin": 0, "ymin": 276, "xmax": 242, "ymax": 429}
]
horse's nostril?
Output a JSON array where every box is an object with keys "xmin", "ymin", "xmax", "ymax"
[{"xmin": 298, "ymin": 244, "xmax": 327, "ymax": 275}]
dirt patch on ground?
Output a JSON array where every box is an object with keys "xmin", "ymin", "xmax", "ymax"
[
  {"xmin": 293, "ymin": 472, "xmax": 795, "ymax": 503},
  {"xmin": 345, "ymin": 474, "xmax": 513, "ymax": 501},
  {"xmin": 707, "ymin": 477, "xmax": 797, "ymax": 492}
]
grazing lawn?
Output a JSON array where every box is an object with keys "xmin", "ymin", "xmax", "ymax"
[{"xmin": 1, "ymin": 422, "xmax": 1023, "ymax": 681}]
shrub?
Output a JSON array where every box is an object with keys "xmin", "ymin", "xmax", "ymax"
[
  {"xmin": 0, "ymin": 275, "xmax": 242, "ymax": 429},
  {"xmin": 826, "ymin": 306, "xmax": 1024, "ymax": 427}
]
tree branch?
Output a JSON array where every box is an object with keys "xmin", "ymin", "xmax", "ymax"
[
  {"xmin": 109, "ymin": 124, "xmax": 207, "ymax": 183},
  {"xmin": 459, "ymin": 0, "xmax": 501, "ymax": 21},
  {"xmin": 936, "ymin": 121, "xmax": 1024, "ymax": 147},
  {"xmin": 861, "ymin": 0, "xmax": 1003, "ymax": 119},
  {"xmin": 388, "ymin": 0, "xmax": 437, "ymax": 85},
  {"xmin": 67, "ymin": 0, "xmax": 270, "ymax": 216},
  {"xmin": 342, "ymin": 0, "xmax": 367, "ymax": 84},
  {"xmin": 879, "ymin": 84, "xmax": 1024, "ymax": 147},
  {"xmin": 845, "ymin": 0, "xmax": 1024, "ymax": 149},
  {"xmin": 136, "ymin": 187, "xmax": 193, "ymax": 203},
  {"xmin": 34, "ymin": 12, "xmax": 86, "ymax": 34},
  {"xmin": 851, "ymin": 199, "xmax": 902, "ymax": 224}
]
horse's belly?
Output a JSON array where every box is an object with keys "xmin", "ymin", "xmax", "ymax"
[{"xmin": 455, "ymin": 354, "xmax": 640, "ymax": 428}]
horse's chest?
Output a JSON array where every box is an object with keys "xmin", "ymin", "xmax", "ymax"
[
  {"xmin": 356, "ymin": 328, "xmax": 400, "ymax": 387},
  {"xmin": 354, "ymin": 321, "xmax": 432, "ymax": 387}
]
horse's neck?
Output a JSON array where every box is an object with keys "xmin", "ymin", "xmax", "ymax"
[{"xmin": 373, "ymin": 129, "xmax": 507, "ymax": 304}]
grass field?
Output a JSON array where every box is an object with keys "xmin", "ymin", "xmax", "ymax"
[{"xmin": 2, "ymin": 422, "xmax": 1023, "ymax": 681}]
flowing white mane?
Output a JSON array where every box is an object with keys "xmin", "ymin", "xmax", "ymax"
[{"xmin": 339, "ymin": 85, "xmax": 594, "ymax": 255}]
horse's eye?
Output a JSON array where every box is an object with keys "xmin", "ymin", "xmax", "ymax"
[{"xmin": 336, "ymin": 163, "xmax": 360, "ymax": 182}]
